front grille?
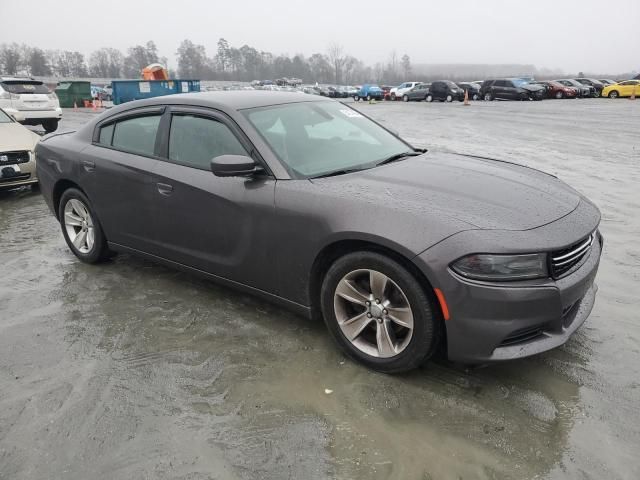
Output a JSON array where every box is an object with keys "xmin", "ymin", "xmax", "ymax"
[
  {"xmin": 551, "ymin": 233, "xmax": 595, "ymax": 278},
  {"xmin": 0, "ymin": 172, "xmax": 31, "ymax": 183},
  {"xmin": 499, "ymin": 324, "xmax": 547, "ymax": 347},
  {"xmin": 0, "ymin": 150, "xmax": 30, "ymax": 165}
]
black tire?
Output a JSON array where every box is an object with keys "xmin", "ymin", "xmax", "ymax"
[
  {"xmin": 320, "ymin": 251, "xmax": 442, "ymax": 373},
  {"xmin": 59, "ymin": 188, "xmax": 112, "ymax": 263},
  {"xmin": 472, "ymin": 93, "xmax": 479, "ymax": 101},
  {"xmin": 366, "ymin": 95, "xmax": 372, "ymax": 101},
  {"xmin": 353, "ymin": 96, "xmax": 360, "ymax": 101},
  {"xmin": 555, "ymin": 91, "xmax": 564, "ymax": 99},
  {"xmin": 391, "ymin": 93, "xmax": 396, "ymax": 101},
  {"xmin": 445, "ymin": 94, "xmax": 453, "ymax": 102},
  {"xmin": 402, "ymin": 94, "xmax": 409, "ymax": 102},
  {"xmin": 484, "ymin": 92, "xmax": 493, "ymax": 101},
  {"xmin": 425, "ymin": 94, "xmax": 434, "ymax": 102},
  {"xmin": 42, "ymin": 119, "xmax": 59, "ymax": 133},
  {"xmin": 608, "ymin": 90, "xmax": 619, "ymax": 99}
]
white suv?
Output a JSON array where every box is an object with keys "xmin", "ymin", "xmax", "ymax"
[
  {"xmin": 0, "ymin": 77, "xmax": 62, "ymax": 133},
  {"xmin": 389, "ymin": 81, "xmax": 421, "ymax": 101}
]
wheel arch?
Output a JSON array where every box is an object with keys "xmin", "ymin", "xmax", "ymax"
[
  {"xmin": 52, "ymin": 179, "xmax": 87, "ymax": 220},
  {"xmin": 308, "ymin": 239, "xmax": 447, "ymax": 349}
]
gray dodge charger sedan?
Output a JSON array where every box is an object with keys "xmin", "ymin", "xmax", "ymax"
[{"xmin": 36, "ymin": 91, "xmax": 602, "ymax": 372}]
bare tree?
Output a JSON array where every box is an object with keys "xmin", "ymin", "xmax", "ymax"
[
  {"xmin": 0, "ymin": 43, "xmax": 22, "ymax": 75},
  {"xmin": 401, "ymin": 54, "xmax": 412, "ymax": 78},
  {"xmin": 327, "ymin": 43, "xmax": 346, "ymax": 84}
]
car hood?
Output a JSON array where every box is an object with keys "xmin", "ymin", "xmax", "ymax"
[
  {"xmin": 521, "ymin": 84, "xmax": 546, "ymax": 92},
  {"xmin": 312, "ymin": 153, "xmax": 581, "ymax": 231},
  {"xmin": 0, "ymin": 123, "xmax": 40, "ymax": 151}
]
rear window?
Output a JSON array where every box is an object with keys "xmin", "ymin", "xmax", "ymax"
[
  {"xmin": 1, "ymin": 81, "xmax": 50, "ymax": 94},
  {"xmin": 110, "ymin": 115, "xmax": 161, "ymax": 156}
]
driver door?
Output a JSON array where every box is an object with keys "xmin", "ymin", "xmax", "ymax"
[{"xmin": 148, "ymin": 107, "xmax": 277, "ymax": 292}]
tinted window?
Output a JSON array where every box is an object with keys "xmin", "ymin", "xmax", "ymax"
[
  {"xmin": 98, "ymin": 123, "xmax": 114, "ymax": 145},
  {"xmin": 111, "ymin": 115, "xmax": 161, "ymax": 156},
  {"xmin": 1, "ymin": 81, "xmax": 50, "ymax": 94},
  {"xmin": 168, "ymin": 114, "xmax": 248, "ymax": 170},
  {"xmin": 0, "ymin": 109, "xmax": 14, "ymax": 123}
]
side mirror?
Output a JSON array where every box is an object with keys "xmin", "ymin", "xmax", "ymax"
[{"xmin": 210, "ymin": 154, "xmax": 262, "ymax": 177}]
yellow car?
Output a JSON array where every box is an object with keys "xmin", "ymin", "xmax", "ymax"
[{"xmin": 602, "ymin": 80, "xmax": 640, "ymax": 98}]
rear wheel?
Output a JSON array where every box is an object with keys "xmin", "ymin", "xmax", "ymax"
[
  {"xmin": 391, "ymin": 93, "xmax": 396, "ymax": 101},
  {"xmin": 402, "ymin": 94, "xmax": 409, "ymax": 102},
  {"xmin": 59, "ymin": 188, "xmax": 112, "ymax": 263},
  {"xmin": 425, "ymin": 94, "xmax": 434, "ymax": 102},
  {"xmin": 472, "ymin": 93, "xmax": 479, "ymax": 100},
  {"xmin": 484, "ymin": 92, "xmax": 493, "ymax": 101},
  {"xmin": 42, "ymin": 119, "xmax": 59, "ymax": 133},
  {"xmin": 445, "ymin": 94, "xmax": 453, "ymax": 102},
  {"xmin": 366, "ymin": 95, "xmax": 372, "ymax": 101},
  {"xmin": 555, "ymin": 91, "xmax": 564, "ymax": 99},
  {"xmin": 608, "ymin": 90, "xmax": 619, "ymax": 99},
  {"xmin": 321, "ymin": 251, "xmax": 441, "ymax": 373},
  {"xmin": 354, "ymin": 96, "xmax": 360, "ymax": 101}
]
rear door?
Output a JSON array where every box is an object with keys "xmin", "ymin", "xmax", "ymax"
[
  {"xmin": 149, "ymin": 106, "xmax": 277, "ymax": 291},
  {"xmin": 80, "ymin": 107, "xmax": 164, "ymax": 251}
]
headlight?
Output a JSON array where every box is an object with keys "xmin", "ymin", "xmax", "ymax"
[{"xmin": 451, "ymin": 253, "xmax": 548, "ymax": 281}]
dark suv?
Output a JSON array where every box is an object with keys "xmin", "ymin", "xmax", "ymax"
[
  {"xmin": 480, "ymin": 78, "xmax": 546, "ymax": 101},
  {"xmin": 575, "ymin": 78, "xmax": 604, "ymax": 97},
  {"xmin": 425, "ymin": 81, "xmax": 464, "ymax": 102}
]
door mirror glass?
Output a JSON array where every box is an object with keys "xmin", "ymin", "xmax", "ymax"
[{"xmin": 210, "ymin": 154, "xmax": 260, "ymax": 177}]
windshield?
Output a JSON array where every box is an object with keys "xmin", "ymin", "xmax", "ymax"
[
  {"xmin": 244, "ymin": 101, "xmax": 412, "ymax": 178},
  {"xmin": 1, "ymin": 81, "xmax": 50, "ymax": 94},
  {"xmin": 0, "ymin": 109, "xmax": 14, "ymax": 123},
  {"xmin": 511, "ymin": 79, "xmax": 530, "ymax": 87}
]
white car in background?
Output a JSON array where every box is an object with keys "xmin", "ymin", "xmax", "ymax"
[
  {"xmin": 0, "ymin": 77, "xmax": 62, "ymax": 133},
  {"xmin": 0, "ymin": 108, "xmax": 40, "ymax": 190},
  {"xmin": 389, "ymin": 81, "xmax": 421, "ymax": 100}
]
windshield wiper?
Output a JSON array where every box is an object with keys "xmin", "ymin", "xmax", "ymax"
[
  {"xmin": 311, "ymin": 168, "xmax": 366, "ymax": 179},
  {"xmin": 376, "ymin": 151, "xmax": 422, "ymax": 166}
]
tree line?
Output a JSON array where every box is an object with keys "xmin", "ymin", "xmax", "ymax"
[{"xmin": 0, "ymin": 40, "xmax": 412, "ymax": 85}]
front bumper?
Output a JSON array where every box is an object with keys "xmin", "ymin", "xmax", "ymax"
[
  {"xmin": 416, "ymin": 201, "xmax": 602, "ymax": 364},
  {"xmin": 0, "ymin": 160, "xmax": 38, "ymax": 189}
]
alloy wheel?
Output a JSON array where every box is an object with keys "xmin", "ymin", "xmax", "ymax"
[
  {"xmin": 333, "ymin": 269, "xmax": 414, "ymax": 358},
  {"xmin": 64, "ymin": 199, "xmax": 95, "ymax": 254}
]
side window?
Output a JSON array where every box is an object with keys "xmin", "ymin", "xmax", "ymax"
[
  {"xmin": 98, "ymin": 123, "xmax": 114, "ymax": 145},
  {"xmin": 111, "ymin": 115, "xmax": 161, "ymax": 156},
  {"xmin": 168, "ymin": 114, "xmax": 248, "ymax": 170}
]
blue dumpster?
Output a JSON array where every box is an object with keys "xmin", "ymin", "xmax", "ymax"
[{"xmin": 111, "ymin": 79, "xmax": 201, "ymax": 105}]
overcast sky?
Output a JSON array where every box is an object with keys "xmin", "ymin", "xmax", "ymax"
[{"xmin": 2, "ymin": 0, "xmax": 638, "ymax": 74}]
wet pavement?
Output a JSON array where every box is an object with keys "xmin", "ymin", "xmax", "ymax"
[{"xmin": 1, "ymin": 99, "xmax": 639, "ymax": 479}]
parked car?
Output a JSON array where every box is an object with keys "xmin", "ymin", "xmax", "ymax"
[
  {"xmin": 381, "ymin": 86, "xmax": 393, "ymax": 101},
  {"xmin": 102, "ymin": 84, "xmax": 113, "ymax": 101},
  {"xmin": 532, "ymin": 80, "xmax": 578, "ymax": 99},
  {"xmin": 402, "ymin": 83, "xmax": 431, "ymax": 102},
  {"xmin": 601, "ymin": 80, "xmax": 640, "ymax": 98},
  {"xmin": 480, "ymin": 78, "xmax": 546, "ymax": 101},
  {"xmin": 425, "ymin": 81, "xmax": 465, "ymax": 102},
  {"xmin": 36, "ymin": 91, "xmax": 603, "ymax": 372},
  {"xmin": 598, "ymin": 79, "xmax": 617, "ymax": 86},
  {"xmin": 91, "ymin": 85, "xmax": 108, "ymax": 101},
  {"xmin": 555, "ymin": 79, "xmax": 593, "ymax": 98},
  {"xmin": 0, "ymin": 76, "xmax": 62, "ymax": 133},
  {"xmin": 389, "ymin": 82, "xmax": 421, "ymax": 101},
  {"xmin": 345, "ymin": 86, "xmax": 359, "ymax": 97},
  {"xmin": 354, "ymin": 84, "xmax": 384, "ymax": 101},
  {"xmin": 0, "ymin": 107, "xmax": 40, "ymax": 190},
  {"xmin": 575, "ymin": 78, "xmax": 605, "ymax": 97},
  {"xmin": 457, "ymin": 82, "xmax": 481, "ymax": 100}
]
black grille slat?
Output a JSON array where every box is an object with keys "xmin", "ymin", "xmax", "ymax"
[
  {"xmin": 0, "ymin": 150, "xmax": 30, "ymax": 165},
  {"xmin": 500, "ymin": 325, "xmax": 547, "ymax": 347},
  {"xmin": 551, "ymin": 233, "xmax": 594, "ymax": 278}
]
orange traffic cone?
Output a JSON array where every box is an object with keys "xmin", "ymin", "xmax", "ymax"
[{"xmin": 464, "ymin": 89, "xmax": 470, "ymax": 106}]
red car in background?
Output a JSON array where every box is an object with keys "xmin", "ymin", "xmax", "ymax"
[
  {"xmin": 381, "ymin": 86, "xmax": 393, "ymax": 100},
  {"xmin": 533, "ymin": 80, "xmax": 578, "ymax": 99}
]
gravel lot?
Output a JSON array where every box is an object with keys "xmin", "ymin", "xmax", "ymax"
[{"xmin": 1, "ymin": 98, "xmax": 638, "ymax": 480}]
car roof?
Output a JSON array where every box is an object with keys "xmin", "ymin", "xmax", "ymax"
[{"xmin": 113, "ymin": 91, "xmax": 332, "ymax": 113}]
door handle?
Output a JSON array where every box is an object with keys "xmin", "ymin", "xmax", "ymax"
[
  {"xmin": 82, "ymin": 160, "xmax": 95, "ymax": 172},
  {"xmin": 156, "ymin": 182, "xmax": 173, "ymax": 196}
]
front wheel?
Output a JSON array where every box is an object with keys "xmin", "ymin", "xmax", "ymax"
[
  {"xmin": 608, "ymin": 90, "xmax": 619, "ymax": 99},
  {"xmin": 353, "ymin": 96, "xmax": 360, "ymax": 101},
  {"xmin": 472, "ymin": 93, "xmax": 479, "ymax": 100},
  {"xmin": 445, "ymin": 94, "xmax": 453, "ymax": 102},
  {"xmin": 59, "ymin": 188, "xmax": 112, "ymax": 263},
  {"xmin": 402, "ymin": 95, "xmax": 409, "ymax": 102},
  {"xmin": 321, "ymin": 251, "xmax": 442, "ymax": 373},
  {"xmin": 484, "ymin": 92, "xmax": 493, "ymax": 101},
  {"xmin": 555, "ymin": 91, "xmax": 564, "ymax": 99},
  {"xmin": 390, "ymin": 93, "xmax": 396, "ymax": 101}
]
